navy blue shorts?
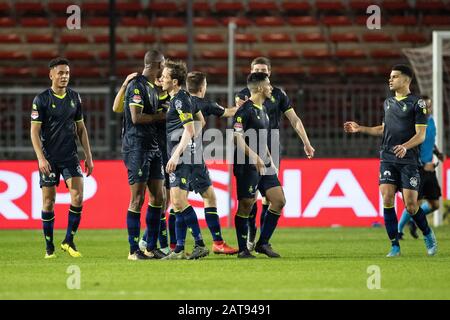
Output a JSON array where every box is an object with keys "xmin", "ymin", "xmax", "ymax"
[
  {"xmin": 123, "ymin": 150, "xmax": 164, "ymax": 185},
  {"xmin": 168, "ymin": 163, "xmax": 191, "ymax": 191},
  {"xmin": 234, "ymin": 165, "xmax": 281, "ymax": 200},
  {"xmin": 379, "ymin": 162, "xmax": 420, "ymax": 191},
  {"xmin": 419, "ymin": 168, "xmax": 441, "ymax": 200},
  {"xmin": 39, "ymin": 159, "xmax": 83, "ymax": 188},
  {"xmin": 189, "ymin": 164, "xmax": 212, "ymax": 194}
]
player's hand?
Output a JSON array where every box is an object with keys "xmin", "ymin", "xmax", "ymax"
[
  {"xmin": 393, "ymin": 145, "xmax": 407, "ymax": 158},
  {"xmin": 437, "ymin": 152, "xmax": 446, "ymax": 162},
  {"xmin": 255, "ymin": 157, "xmax": 266, "ymax": 175},
  {"xmin": 343, "ymin": 121, "xmax": 360, "ymax": 133},
  {"xmin": 304, "ymin": 144, "xmax": 315, "ymax": 159},
  {"xmin": 123, "ymin": 72, "xmax": 138, "ymax": 87},
  {"xmin": 166, "ymin": 155, "xmax": 179, "ymax": 174},
  {"xmin": 236, "ymin": 96, "xmax": 248, "ymax": 108},
  {"xmin": 38, "ymin": 158, "xmax": 52, "ymax": 176},
  {"xmin": 84, "ymin": 158, "xmax": 94, "ymax": 177}
]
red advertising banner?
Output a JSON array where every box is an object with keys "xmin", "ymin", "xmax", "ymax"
[{"xmin": 0, "ymin": 159, "xmax": 448, "ymax": 229}]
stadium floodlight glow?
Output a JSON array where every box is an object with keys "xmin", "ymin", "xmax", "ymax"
[{"xmin": 403, "ymin": 31, "xmax": 450, "ymax": 227}]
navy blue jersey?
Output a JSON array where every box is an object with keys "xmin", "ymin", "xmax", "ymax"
[
  {"xmin": 236, "ymin": 86, "xmax": 292, "ymax": 157},
  {"xmin": 381, "ymin": 94, "xmax": 428, "ymax": 165},
  {"xmin": 155, "ymin": 90, "xmax": 170, "ymax": 158},
  {"xmin": 192, "ymin": 96, "xmax": 226, "ymax": 118},
  {"xmin": 166, "ymin": 89, "xmax": 195, "ymax": 158},
  {"xmin": 232, "ymin": 100, "xmax": 270, "ymax": 167},
  {"xmin": 31, "ymin": 88, "xmax": 83, "ymax": 163},
  {"xmin": 122, "ymin": 75, "xmax": 159, "ymax": 153},
  {"xmin": 236, "ymin": 86, "xmax": 292, "ymax": 130}
]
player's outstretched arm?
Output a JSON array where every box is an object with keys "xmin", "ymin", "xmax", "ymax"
[
  {"xmin": 76, "ymin": 121, "xmax": 94, "ymax": 176},
  {"xmin": 130, "ymin": 105, "xmax": 166, "ymax": 124},
  {"xmin": 222, "ymin": 106, "xmax": 239, "ymax": 118},
  {"xmin": 112, "ymin": 72, "xmax": 139, "ymax": 113},
  {"xmin": 30, "ymin": 122, "xmax": 52, "ymax": 176},
  {"xmin": 344, "ymin": 121, "xmax": 384, "ymax": 136},
  {"xmin": 285, "ymin": 109, "xmax": 315, "ymax": 158}
]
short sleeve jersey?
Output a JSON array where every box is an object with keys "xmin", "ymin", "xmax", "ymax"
[
  {"xmin": 31, "ymin": 88, "xmax": 83, "ymax": 163},
  {"xmin": 236, "ymin": 86, "xmax": 292, "ymax": 156},
  {"xmin": 122, "ymin": 75, "xmax": 160, "ymax": 153},
  {"xmin": 232, "ymin": 100, "xmax": 270, "ymax": 168},
  {"xmin": 381, "ymin": 94, "xmax": 428, "ymax": 165},
  {"xmin": 166, "ymin": 89, "xmax": 195, "ymax": 157}
]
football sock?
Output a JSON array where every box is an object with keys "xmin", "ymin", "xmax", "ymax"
[
  {"xmin": 258, "ymin": 209, "xmax": 280, "ymax": 245},
  {"xmin": 145, "ymin": 204, "xmax": 161, "ymax": 251},
  {"xmin": 168, "ymin": 209, "xmax": 177, "ymax": 246},
  {"xmin": 182, "ymin": 206, "xmax": 203, "ymax": 244},
  {"xmin": 64, "ymin": 205, "xmax": 82, "ymax": 244},
  {"xmin": 158, "ymin": 211, "xmax": 169, "ymax": 248},
  {"xmin": 383, "ymin": 206, "xmax": 399, "ymax": 247},
  {"xmin": 127, "ymin": 210, "xmax": 141, "ymax": 253},
  {"xmin": 260, "ymin": 204, "xmax": 269, "ymax": 229},
  {"xmin": 248, "ymin": 203, "xmax": 258, "ymax": 237},
  {"xmin": 421, "ymin": 202, "xmax": 432, "ymax": 215},
  {"xmin": 410, "ymin": 207, "xmax": 431, "ymax": 236},
  {"xmin": 235, "ymin": 214, "xmax": 248, "ymax": 252},
  {"xmin": 42, "ymin": 211, "xmax": 55, "ymax": 251},
  {"xmin": 174, "ymin": 211, "xmax": 187, "ymax": 253},
  {"xmin": 205, "ymin": 207, "xmax": 223, "ymax": 241},
  {"xmin": 398, "ymin": 209, "xmax": 411, "ymax": 233}
]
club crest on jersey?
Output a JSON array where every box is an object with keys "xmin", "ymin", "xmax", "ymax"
[
  {"xmin": 270, "ymin": 96, "xmax": 276, "ymax": 103},
  {"xmin": 417, "ymin": 99, "xmax": 426, "ymax": 109},
  {"xmin": 402, "ymin": 105, "xmax": 407, "ymax": 112},
  {"xmin": 52, "ymin": 104, "xmax": 56, "ymax": 108},
  {"xmin": 175, "ymin": 99, "xmax": 182, "ymax": 110},
  {"xmin": 132, "ymin": 95, "xmax": 142, "ymax": 104},
  {"xmin": 410, "ymin": 177, "xmax": 418, "ymax": 188},
  {"xmin": 31, "ymin": 111, "xmax": 39, "ymax": 119},
  {"xmin": 70, "ymin": 100, "xmax": 75, "ymax": 108},
  {"xmin": 32, "ymin": 104, "xmax": 37, "ymax": 110},
  {"xmin": 169, "ymin": 173, "xmax": 176, "ymax": 183}
]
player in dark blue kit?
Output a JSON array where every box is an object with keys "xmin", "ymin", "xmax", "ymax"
[
  {"xmin": 186, "ymin": 71, "xmax": 239, "ymax": 255},
  {"xmin": 235, "ymin": 57, "xmax": 315, "ymax": 252},
  {"xmin": 30, "ymin": 58, "xmax": 94, "ymax": 259},
  {"xmin": 398, "ymin": 96, "xmax": 445, "ymax": 239},
  {"xmin": 113, "ymin": 72, "xmax": 172, "ymax": 255},
  {"xmin": 344, "ymin": 64, "xmax": 438, "ymax": 257},
  {"xmin": 159, "ymin": 60, "xmax": 209, "ymax": 260},
  {"xmin": 121, "ymin": 50, "xmax": 168, "ymax": 260},
  {"xmin": 233, "ymin": 72, "xmax": 286, "ymax": 258}
]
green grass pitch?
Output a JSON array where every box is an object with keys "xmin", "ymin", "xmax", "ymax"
[{"xmin": 1, "ymin": 226, "xmax": 449, "ymax": 300}]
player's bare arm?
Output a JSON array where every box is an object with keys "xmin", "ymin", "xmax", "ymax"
[
  {"xmin": 76, "ymin": 120, "xmax": 94, "ymax": 176},
  {"xmin": 130, "ymin": 105, "xmax": 166, "ymax": 124},
  {"xmin": 30, "ymin": 122, "xmax": 51, "ymax": 175},
  {"xmin": 112, "ymin": 72, "xmax": 139, "ymax": 113},
  {"xmin": 344, "ymin": 121, "xmax": 384, "ymax": 136},
  {"xmin": 222, "ymin": 106, "xmax": 239, "ymax": 118},
  {"xmin": 285, "ymin": 109, "xmax": 315, "ymax": 159},
  {"xmin": 393, "ymin": 125, "xmax": 427, "ymax": 159},
  {"xmin": 166, "ymin": 122, "xmax": 195, "ymax": 173},
  {"xmin": 234, "ymin": 133, "xmax": 266, "ymax": 175}
]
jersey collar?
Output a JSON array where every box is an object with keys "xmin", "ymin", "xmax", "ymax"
[{"xmin": 50, "ymin": 89, "xmax": 67, "ymax": 99}]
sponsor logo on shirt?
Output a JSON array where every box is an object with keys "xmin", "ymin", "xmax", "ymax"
[
  {"xmin": 31, "ymin": 111, "xmax": 39, "ymax": 119},
  {"xmin": 132, "ymin": 95, "xmax": 142, "ymax": 104}
]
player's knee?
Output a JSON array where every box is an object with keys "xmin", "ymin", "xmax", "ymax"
[
  {"xmin": 130, "ymin": 195, "xmax": 145, "ymax": 211},
  {"xmin": 71, "ymin": 192, "xmax": 83, "ymax": 207},
  {"xmin": 430, "ymin": 201, "xmax": 440, "ymax": 211},
  {"xmin": 382, "ymin": 194, "xmax": 395, "ymax": 207},
  {"xmin": 406, "ymin": 203, "xmax": 418, "ymax": 214},
  {"xmin": 171, "ymin": 197, "xmax": 186, "ymax": 212},
  {"xmin": 42, "ymin": 197, "xmax": 55, "ymax": 211},
  {"xmin": 238, "ymin": 199, "xmax": 254, "ymax": 215}
]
